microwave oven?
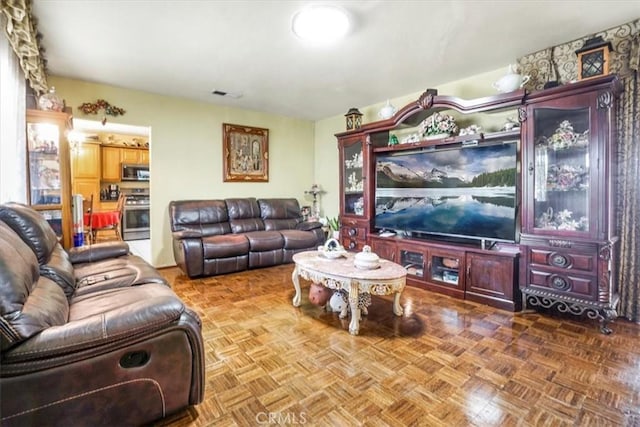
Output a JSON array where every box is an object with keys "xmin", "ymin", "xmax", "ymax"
[{"xmin": 121, "ymin": 163, "xmax": 150, "ymax": 181}]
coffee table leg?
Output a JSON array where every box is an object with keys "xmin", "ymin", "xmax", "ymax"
[
  {"xmin": 348, "ymin": 283, "xmax": 360, "ymax": 335},
  {"xmin": 393, "ymin": 291, "xmax": 404, "ymax": 316},
  {"xmin": 292, "ymin": 266, "xmax": 301, "ymax": 307}
]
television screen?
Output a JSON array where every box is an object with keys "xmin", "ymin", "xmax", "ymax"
[{"xmin": 375, "ymin": 141, "xmax": 518, "ymax": 242}]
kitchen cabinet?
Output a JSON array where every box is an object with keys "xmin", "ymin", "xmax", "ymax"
[
  {"xmin": 71, "ymin": 142, "xmax": 100, "ymax": 203},
  {"xmin": 26, "ymin": 109, "xmax": 73, "ymax": 248},
  {"xmin": 101, "ymin": 146, "xmax": 121, "ymax": 181},
  {"xmin": 520, "ymin": 75, "xmax": 620, "ymax": 333},
  {"xmin": 121, "ymin": 147, "xmax": 148, "ymax": 164},
  {"xmin": 102, "ymin": 146, "xmax": 149, "ymax": 181}
]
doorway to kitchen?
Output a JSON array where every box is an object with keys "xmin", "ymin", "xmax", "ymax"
[{"xmin": 71, "ymin": 119, "xmax": 152, "ymax": 264}]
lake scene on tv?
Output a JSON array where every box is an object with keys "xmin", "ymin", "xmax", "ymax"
[{"xmin": 375, "ymin": 142, "xmax": 517, "ymax": 242}]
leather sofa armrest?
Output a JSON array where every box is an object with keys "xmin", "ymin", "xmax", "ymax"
[
  {"xmin": 173, "ymin": 237, "xmax": 204, "ymax": 278},
  {"xmin": 2, "ymin": 284, "xmax": 185, "ymax": 366},
  {"xmin": 297, "ymin": 220, "xmax": 323, "ymax": 231},
  {"xmin": 67, "ymin": 242, "xmax": 130, "ymax": 264},
  {"xmin": 172, "ymin": 230, "xmax": 203, "ymax": 239}
]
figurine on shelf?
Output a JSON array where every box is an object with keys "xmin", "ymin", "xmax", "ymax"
[
  {"xmin": 545, "ymin": 120, "xmax": 590, "ymax": 151},
  {"xmin": 401, "ymin": 134, "xmax": 420, "ymax": 144},
  {"xmin": 459, "ymin": 124, "xmax": 482, "ymax": 136},
  {"xmin": 502, "ymin": 117, "xmax": 519, "ymax": 131}
]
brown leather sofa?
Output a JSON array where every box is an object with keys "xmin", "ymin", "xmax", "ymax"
[
  {"xmin": 0, "ymin": 203, "xmax": 204, "ymax": 426},
  {"xmin": 170, "ymin": 198, "xmax": 325, "ymax": 278}
]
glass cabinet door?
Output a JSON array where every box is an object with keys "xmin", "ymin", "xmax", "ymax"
[
  {"xmin": 27, "ymin": 121, "xmax": 63, "ymax": 206},
  {"xmin": 429, "ymin": 254, "xmax": 461, "ymax": 286},
  {"xmin": 532, "ymin": 107, "xmax": 592, "ymax": 236},
  {"xmin": 399, "ymin": 248, "xmax": 424, "ymax": 278},
  {"xmin": 342, "ymin": 140, "xmax": 365, "ymax": 216},
  {"xmin": 26, "ymin": 109, "xmax": 73, "ymax": 249}
]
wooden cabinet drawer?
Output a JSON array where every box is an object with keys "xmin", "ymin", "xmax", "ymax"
[
  {"xmin": 529, "ymin": 248, "xmax": 595, "ymax": 273},
  {"xmin": 528, "ymin": 268, "xmax": 597, "ymax": 301},
  {"xmin": 341, "ymin": 226, "xmax": 365, "ymax": 240}
]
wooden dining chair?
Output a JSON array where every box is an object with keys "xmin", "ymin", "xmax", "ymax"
[
  {"xmin": 93, "ymin": 192, "xmax": 126, "ymax": 242},
  {"xmin": 82, "ymin": 194, "xmax": 94, "ymax": 245}
]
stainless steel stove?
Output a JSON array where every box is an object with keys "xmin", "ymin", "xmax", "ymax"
[{"xmin": 121, "ymin": 188, "xmax": 150, "ymax": 241}]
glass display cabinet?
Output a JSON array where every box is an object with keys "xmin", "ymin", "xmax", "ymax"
[
  {"xmin": 26, "ymin": 109, "xmax": 73, "ymax": 248},
  {"xmin": 520, "ymin": 76, "xmax": 620, "ymax": 333},
  {"xmin": 530, "ymin": 108, "xmax": 593, "ymax": 237},
  {"xmin": 337, "ymin": 134, "xmax": 370, "ymax": 250},
  {"xmin": 341, "ymin": 138, "xmax": 365, "ymax": 216}
]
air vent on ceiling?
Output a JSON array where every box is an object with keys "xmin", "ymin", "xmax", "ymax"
[{"xmin": 211, "ymin": 90, "xmax": 243, "ymax": 99}]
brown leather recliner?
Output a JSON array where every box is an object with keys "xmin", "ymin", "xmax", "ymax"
[
  {"xmin": 170, "ymin": 198, "xmax": 324, "ymax": 278},
  {"xmin": 0, "ymin": 203, "xmax": 204, "ymax": 426}
]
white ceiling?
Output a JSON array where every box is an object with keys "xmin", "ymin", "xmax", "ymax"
[{"xmin": 32, "ymin": 1, "xmax": 639, "ymax": 121}]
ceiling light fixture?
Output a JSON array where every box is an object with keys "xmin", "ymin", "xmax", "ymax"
[{"xmin": 292, "ymin": 5, "xmax": 349, "ymax": 43}]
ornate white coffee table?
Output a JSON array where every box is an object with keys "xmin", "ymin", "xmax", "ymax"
[{"xmin": 292, "ymin": 251, "xmax": 407, "ymax": 335}]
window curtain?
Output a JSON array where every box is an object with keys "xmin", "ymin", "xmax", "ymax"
[
  {"xmin": 518, "ymin": 19, "xmax": 640, "ymax": 322},
  {"xmin": 616, "ymin": 35, "xmax": 640, "ymax": 322},
  {"xmin": 0, "ymin": 0, "xmax": 47, "ymax": 93},
  {"xmin": 0, "ymin": 11, "xmax": 27, "ymax": 203}
]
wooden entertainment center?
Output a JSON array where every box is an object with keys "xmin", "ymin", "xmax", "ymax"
[{"xmin": 335, "ymin": 75, "xmax": 621, "ymax": 332}]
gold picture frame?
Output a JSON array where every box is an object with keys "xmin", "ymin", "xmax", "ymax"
[{"xmin": 222, "ymin": 123, "xmax": 269, "ymax": 182}]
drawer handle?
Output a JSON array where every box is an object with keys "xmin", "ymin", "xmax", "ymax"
[
  {"xmin": 348, "ymin": 241, "xmax": 356, "ymax": 249},
  {"xmin": 348, "ymin": 228, "xmax": 357, "ymax": 237},
  {"xmin": 550, "ymin": 254, "xmax": 569, "ymax": 268},
  {"xmin": 550, "ymin": 275, "xmax": 569, "ymax": 291}
]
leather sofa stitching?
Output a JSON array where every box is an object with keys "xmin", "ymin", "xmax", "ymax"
[
  {"xmin": 1, "ymin": 378, "xmax": 166, "ymax": 421},
  {"xmin": 7, "ymin": 316, "xmax": 179, "ymax": 357}
]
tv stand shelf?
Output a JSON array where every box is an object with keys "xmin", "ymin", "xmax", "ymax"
[{"xmin": 370, "ymin": 234, "xmax": 520, "ymax": 311}]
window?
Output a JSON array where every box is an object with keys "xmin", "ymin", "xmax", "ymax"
[{"xmin": 0, "ymin": 15, "xmax": 27, "ymax": 204}]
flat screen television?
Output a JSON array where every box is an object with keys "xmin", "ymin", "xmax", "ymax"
[{"xmin": 375, "ymin": 140, "xmax": 518, "ymax": 243}]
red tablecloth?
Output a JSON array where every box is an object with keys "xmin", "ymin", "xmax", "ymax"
[{"xmin": 84, "ymin": 211, "xmax": 119, "ymax": 228}]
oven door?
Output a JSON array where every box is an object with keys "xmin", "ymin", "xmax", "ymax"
[{"xmin": 122, "ymin": 205, "xmax": 150, "ymax": 240}]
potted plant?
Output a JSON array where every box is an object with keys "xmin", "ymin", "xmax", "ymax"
[{"xmin": 325, "ymin": 216, "xmax": 340, "ymax": 239}]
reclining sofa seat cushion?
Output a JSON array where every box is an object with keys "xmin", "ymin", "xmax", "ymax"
[
  {"xmin": 0, "ymin": 222, "xmax": 69, "ymax": 351},
  {"xmin": 225, "ymin": 198, "xmax": 284, "ymax": 267},
  {"xmin": 0, "ymin": 203, "xmax": 75, "ymax": 297},
  {"xmin": 258, "ymin": 198, "xmax": 322, "ymax": 251},
  {"xmin": 169, "ymin": 199, "xmax": 249, "ymax": 277}
]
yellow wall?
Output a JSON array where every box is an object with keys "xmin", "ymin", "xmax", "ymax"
[
  {"xmin": 51, "ymin": 76, "xmax": 316, "ymax": 267},
  {"xmin": 51, "ymin": 65, "xmax": 510, "ymax": 268}
]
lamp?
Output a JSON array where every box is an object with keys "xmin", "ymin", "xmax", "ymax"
[
  {"xmin": 345, "ymin": 108, "xmax": 363, "ymax": 130},
  {"xmin": 304, "ymin": 184, "xmax": 324, "ymax": 220},
  {"xmin": 575, "ymin": 36, "xmax": 613, "ymax": 81}
]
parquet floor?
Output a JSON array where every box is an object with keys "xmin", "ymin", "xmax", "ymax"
[{"xmin": 155, "ymin": 264, "xmax": 640, "ymax": 427}]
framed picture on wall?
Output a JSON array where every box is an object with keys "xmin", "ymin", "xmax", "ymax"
[{"xmin": 222, "ymin": 123, "xmax": 269, "ymax": 182}]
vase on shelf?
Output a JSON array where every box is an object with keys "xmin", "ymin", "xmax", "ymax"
[
  {"xmin": 378, "ymin": 100, "xmax": 397, "ymax": 120},
  {"xmin": 38, "ymin": 87, "xmax": 65, "ymax": 112}
]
